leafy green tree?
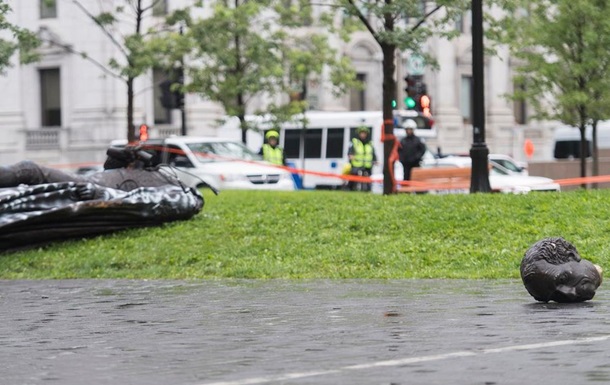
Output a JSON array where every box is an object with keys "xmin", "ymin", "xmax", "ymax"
[
  {"xmin": 491, "ymin": 0, "xmax": 610, "ymax": 184},
  {"xmin": 270, "ymin": 1, "xmax": 360, "ymax": 120},
  {"xmin": 167, "ymin": 0, "xmax": 360, "ymax": 144},
  {"xmin": 334, "ymin": 0, "xmax": 470, "ymax": 195},
  {"xmin": 80, "ymin": 0, "xmax": 170, "ymax": 143},
  {"xmin": 0, "ymin": 1, "xmax": 40, "ymax": 73},
  {"xmin": 43, "ymin": 0, "xmax": 172, "ymax": 143}
]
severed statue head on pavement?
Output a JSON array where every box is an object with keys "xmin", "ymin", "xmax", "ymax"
[{"xmin": 521, "ymin": 237, "xmax": 603, "ymax": 303}]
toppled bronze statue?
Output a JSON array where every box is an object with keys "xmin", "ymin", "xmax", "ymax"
[
  {"xmin": 0, "ymin": 145, "xmax": 205, "ymax": 252},
  {"xmin": 521, "ymin": 237, "xmax": 603, "ymax": 303},
  {"xmin": 0, "ymin": 146, "xmax": 179, "ymax": 192}
]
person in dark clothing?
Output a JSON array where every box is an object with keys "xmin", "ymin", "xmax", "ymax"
[{"xmin": 399, "ymin": 119, "xmax": 426, "ymax": 181}]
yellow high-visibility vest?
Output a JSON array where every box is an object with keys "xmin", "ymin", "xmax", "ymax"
[
  {"xmin": 263, "ymin": 144, "xmax": 284, "ymax": 165},
  {"xmin": 350, "ymin": 138, "xmax": 373, "ymax": 168}
]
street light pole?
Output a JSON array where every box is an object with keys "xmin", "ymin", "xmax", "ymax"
[
  {"xmin": 179, "ymin": 25, "xmax": 187, "ymax": 136},
  {"xmin": 470, "ymin": 0, "xmax": 491, "ymax": 193}
]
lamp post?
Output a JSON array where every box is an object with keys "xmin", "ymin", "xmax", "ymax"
[
  {"xmin": 470, "ymin": 0, "xmax": 491, "ymax": 193},
  {"xmin": 179, "ymin": 25, "xmax": 187, "ymax": 136}
]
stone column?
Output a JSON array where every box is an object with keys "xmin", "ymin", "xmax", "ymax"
[
  {"xmin": 486, "ymin": 44, "xmax": 516, "ymax": 155},
  {"xmin": 431, "ymin": 35, "xmax": 466, "ymax": 154}
]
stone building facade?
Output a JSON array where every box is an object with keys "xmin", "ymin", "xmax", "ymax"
[{"xmin": 0, "ymin": 0, "xmax": 554, "ymax": 167}]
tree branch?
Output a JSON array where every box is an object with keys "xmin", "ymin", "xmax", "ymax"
[
  {"xmin": 71, "ymin": 0, "xmax": 130, "ymax": 59},
  {"xmin": 346, "ymin": 0, "xmax": 379, "ymax": 43},
  {"xmin": 41, "ymin": 38, "xmax": 124, "ymax": 80},
  {"xmin": 141, "ymin": 0, "xmax": 161, "ymax": 14},
  {"xmin": 411, "ymin": 4, "xmax": 443, "ymax": 32}
]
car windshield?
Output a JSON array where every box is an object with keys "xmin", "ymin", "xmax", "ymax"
[
  {"xmin": 490, "ymin": 163, "xmax": 510, "ymax": 176},
  {"xmin": 491, "ymin": 158, "xmax": 522, "ymax": 173},
  {"xmin": 187, "ymin": 141, "xmax": 263, "ymax": 163}
]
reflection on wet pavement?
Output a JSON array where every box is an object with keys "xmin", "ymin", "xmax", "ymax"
[{"xmin": 1, "ymin": 279, "xmax": 609, "ymax": 385}]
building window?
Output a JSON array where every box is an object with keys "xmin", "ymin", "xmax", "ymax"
[
  {"xmin": 455, "ymin": 14, "xmax": 463, "ymax": 33},
  {"xmin": 40, "ymin": 68, "xmax": 61, "ymax": 127},
  {"xmin": 350, "ymin": 73, "xmax": 366, "ymax": 111},
  {"xmin": 513, "ymin": 82, "xmax": 527, "ymax": 124},
  {"xmin": 40, "ymin": 0, "xmax": 57, "ymax": 19},
  {"xmin": 153, "ymin": 68, "xmax": 172, "ymax": 124},
  {"xmin": 152, "ymin": 0, "xmax": 168, "ymax": 17},
  {"xmin": 460, "ymin": 75, "xmax": 473, "ymax": 124},
  {"xmin": 455, "ymin": 11, "xmax": 472, "ymax": 34}
]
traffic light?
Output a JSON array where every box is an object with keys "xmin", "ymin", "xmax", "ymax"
[
  {"xmin": 404, "ymin": 95, "xmax": 417, "ymax": 109},
  {"xmin": 419, "ymin": 94, "xmax": 431, "ymax": 117},
  {"xmin": 403, "ymin": 75, "xmax": 420, "ymax": 110},
  {"xmin": 139, "ymin": 124, "xmax": 149, "ymax": 141},
  {"xmin": 403, "ymin": 74, "xmax": 431, "ymax": 115},
  {"xmin": 415, "ymin": 81, "xmax": 427, "ymax": 96},
  {"xmin": 404, "ymin": 75, "xmax": 415, "ymax": 94}
]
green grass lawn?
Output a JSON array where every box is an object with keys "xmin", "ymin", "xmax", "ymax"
[{"xmin": 1, "ymin": 189, "xmax": 609, "ymax": 280}]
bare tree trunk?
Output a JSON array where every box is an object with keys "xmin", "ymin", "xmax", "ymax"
[
  {"xmin": 579, "ymin": 125, "xmax": 587, "ymax": 189},
  {"xmin": 234, "ymin": 0, "xmax": 247, "ymax": 144},
  {"xmin": 592, "ymin": 121, "xmax": 599, "ymax": 189},
  {"xmin": 127, "ymin": 0, "xmax": 143, "ymax": 143},
  {"xmin": 238, "ymin": 110, "xmax": 247, "ymax": 144}
]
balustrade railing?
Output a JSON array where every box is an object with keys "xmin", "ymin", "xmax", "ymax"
[{"xmin": 25, "ymin": 128, "xmax": 61, "ymax": 149}]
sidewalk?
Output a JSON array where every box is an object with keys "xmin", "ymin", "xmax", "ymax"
[{"xmin": 1, "ymin": 279, "xmax": 608, "ymax": 385}]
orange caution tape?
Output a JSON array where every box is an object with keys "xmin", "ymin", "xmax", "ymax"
[
  {"xmin": 44, "ymin": 143, "xmax": 610, "ymax": 190},
  {"xmin": 554, "ymin": 175, "xmax": 610, "ymax": 186}
]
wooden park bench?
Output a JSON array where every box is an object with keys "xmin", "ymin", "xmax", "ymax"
[{"xmin": 397, "ymin": 167, "xmax": 472, "ymax": 194}]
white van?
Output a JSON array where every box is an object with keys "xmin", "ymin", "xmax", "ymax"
[
  {"xmin": 552, "ymin": 123, "xmax": 610, "ymax": 159},
  {"xmin": 234, "ymin": 110, "xmax": 436, "ymax": 189},
  {"xmin": 552, "ymin": 126, "xmax": 592, "ymax": 159}
]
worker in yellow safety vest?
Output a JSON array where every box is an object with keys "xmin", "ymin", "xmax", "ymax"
[
  {"xmin": 259, "ymin": 130, "xmax": 286, "ymax": 166},
  {"xmin": 347, "ymin": 125, "xmax": 377, "ymax": 191}
]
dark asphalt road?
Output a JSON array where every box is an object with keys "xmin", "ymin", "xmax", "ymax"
[{"xmin": 1, "ymin": 279, "xmax": 609, "ymax": 385}]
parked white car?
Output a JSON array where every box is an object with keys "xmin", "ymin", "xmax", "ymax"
[
  {"xmin": 110, "ymin": 137, "xmax": 296, "ymax": 192},
  {"xmin": 424, "ymin": 155, "xmax": 560, "ymax": 193},
  {"xmin": 422, "ymin": 152, "xmax": 529, "ymax": 175},
  {"xmin": 488, "ymin": 154, "xmax": 528, "ymax": 176}
]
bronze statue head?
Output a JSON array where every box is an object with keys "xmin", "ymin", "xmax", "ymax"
[{"xmin": 520, "ymin": 237, "xmax": 603, "ymax": 303}]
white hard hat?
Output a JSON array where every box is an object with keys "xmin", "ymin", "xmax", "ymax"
[{"xmin": 404, "ymin": 119, "xmax": 417, "ymax": 130}]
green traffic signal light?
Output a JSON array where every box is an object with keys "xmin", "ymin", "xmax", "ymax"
[
  {"xmin": 404, "ymin": 96, "xmax": 416, "ymax": 109},
  {"xmin": 392, "ymin": 99, "xmax": 397, "ymax": 108}
]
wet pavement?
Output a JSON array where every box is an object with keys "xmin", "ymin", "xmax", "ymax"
[{"xmin": 1, "ymin": 279, "xmax": 610, "ymax": 385}]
